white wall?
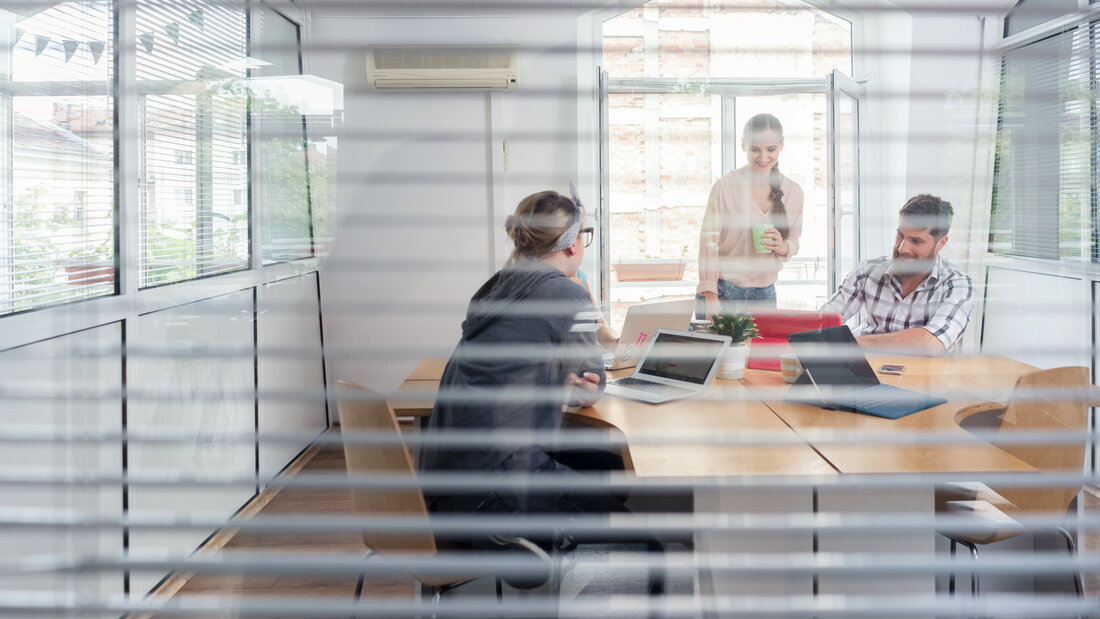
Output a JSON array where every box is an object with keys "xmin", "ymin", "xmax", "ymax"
[
  {"xmin": 852, "ymin": 8, "xmax": 913, "ymax": 261},
  {"xmin": 311, "ymin": 16, "xmax": 582, "ymax": 392}
]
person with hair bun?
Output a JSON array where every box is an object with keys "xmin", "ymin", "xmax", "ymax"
[
  {"xmin": 419, "ymin": 189, "xmax": 627, "ymax": 550},
  {"xmin": 697, "ymin": 113, "xmax": 805, "ymax": 319}
]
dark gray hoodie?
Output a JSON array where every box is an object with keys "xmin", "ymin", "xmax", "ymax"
[{"xmin": 419, "ymin": 260, "xmax": 607, "ymax": 515}]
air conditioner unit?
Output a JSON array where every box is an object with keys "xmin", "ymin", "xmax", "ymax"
[{"xmin": 366, "ymin": 44, "xmax": 519, "ymax": 90}]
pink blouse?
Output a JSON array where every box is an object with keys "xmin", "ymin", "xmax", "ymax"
[{"xmin": 696, "ymin": 166, "xmax": 805, "ymax": 295}]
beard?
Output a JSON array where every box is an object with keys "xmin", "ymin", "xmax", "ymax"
[{"xmin": 891, "ymin": 248, "xmax": 937, "ymax": 275}]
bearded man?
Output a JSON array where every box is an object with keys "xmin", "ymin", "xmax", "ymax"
[{"xmin": 821, "ymin": 194, "xmax": 974, "ymax": 356}]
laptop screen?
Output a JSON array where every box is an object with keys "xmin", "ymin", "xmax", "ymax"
[
  {"xmin": 636, "ymin": 331, "xmax": 726, "ymax": 385},
  {"xmin": 787, "ymin": 325, "xmax": 880, "ymax": 386}
]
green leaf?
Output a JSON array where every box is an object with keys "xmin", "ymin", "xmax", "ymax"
[{"xmin": 704, "ymin": 312, "xmax": 760, "ymax": 343}]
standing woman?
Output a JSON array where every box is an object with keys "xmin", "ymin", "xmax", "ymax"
[
  {"xmin": 419, "ymin": 190, "xmax": 623, "ymax": 549},
  {"xmin": 697, "ymin": 113, "xmax": 804, "ymax": 318}
]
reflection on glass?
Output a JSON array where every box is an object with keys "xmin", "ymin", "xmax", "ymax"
[
  {"xmin": 136, "ymin": 0, "xmax": 249, "ymax": 287},
  {"xmin": 4, "ymin": 2, "xmax": 115, "ymax": 314},
  {"xmin": 254, "ymin": 6, "xmax": 313, "ymax": 264}
]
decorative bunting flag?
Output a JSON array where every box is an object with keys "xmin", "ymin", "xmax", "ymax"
[
  {"xmin": 63, "ymin": 39, "xmax": 80, "ymax": 63},
  {"xmin": 88, "ymin": 41, "xmax": 105, "ymax": 65},
  {"xmin": 164, "ymin": 21, "xmax": 180, "ymax": 44},
  {"xmin": 14, "ymin": 28, "xmax": 23, "ymax": 44},
  {"xmin": 138, "ymin": 32, "xmax": 154, "ymax": 54},
  {"xmin": 34, "ymin": 34, "xmax": 49, "ymax": 56},
  {"xmin": 188, "ymin": 8, "xmax": 204, "ymax": 32}
]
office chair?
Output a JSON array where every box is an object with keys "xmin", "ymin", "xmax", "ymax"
[
  {"xmin": 335, "ymin": 380, "xmax": 561, "ymax": 617},
  {"xmin": 935, "ymin": 366, "xmax": 1089, "ymax": 597}
]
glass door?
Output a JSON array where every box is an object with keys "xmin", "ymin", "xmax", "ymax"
[
  {"xmin": 598, "ymin": 76, "xmax": 863, "ymax": 327},
  {"xmin": 827, "ymin": 70, "xmax": 863, "ymax": 292},
  {"xmin": 720, "ymin": 92, "xmax": 830, "ymax": 311}
]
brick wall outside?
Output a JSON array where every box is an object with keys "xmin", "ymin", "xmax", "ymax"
[
  {"xmin": 610, "ymin": 123, "xmax": 646, "ymax": 196},
  {"xmin": 659, "ymin": 117, "xmax": 712, "ymax": 197},
  {"xmin": 660, "ymin": 0, "xmax": 703, "ymax": 19},
  {"xmin": 659, "ymin": 204, "xmax": 706, "ymax": 259},
  {"xmin": 812, "ymin": 15, "xmax": 852, "ymax": 77},
  {"xmin": 604, "ymin": 36, "xmax": 645, "ymax": 78},
  {"xmin": 610, "ymin": 205, "xmax": 707, "ymax": 262},
  {"xmin": 610, "ymin": 210, "xmax": 647, "ymax": 259},
  {"xmin": 611, "ymin": 93, "xmax": 645, "ymax": 109},
  {"xmin": 658, "ymin": 29, "xmax": 710, "ymax": 78}
]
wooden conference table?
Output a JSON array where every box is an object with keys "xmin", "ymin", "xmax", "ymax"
[{"xmin": 392, "ymin": 354, "xmax": 1040, "ymax": 609}]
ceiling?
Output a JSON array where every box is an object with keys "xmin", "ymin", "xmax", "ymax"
[
  {"xmin": 296, "ymin": 0, "xmax": 647, "ymax": 18},
  {"xmin": 296, "ymin": 0, "xmax": 1018, "ymax": 18}
]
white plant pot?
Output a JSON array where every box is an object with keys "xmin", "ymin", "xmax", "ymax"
[{"xmin": 715, "ymin": 342, "xmax": 748, "ymax": 379}]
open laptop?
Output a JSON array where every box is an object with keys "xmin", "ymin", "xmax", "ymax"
[
  {"xmin": 605, "ymin": 299, "xmax": 696, "ymax": 370},
  {"xmin": 604, "ymin": 329, "xmax": 731, "ymax": 404},
  {"xmin": 746, "ymin": 308, "xmax": 843, "ymax": 371},
  {"xmin": 786, "ymin": 325, "xmax": 947, "ymax": 419}
]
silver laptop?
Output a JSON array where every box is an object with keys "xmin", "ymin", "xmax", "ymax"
[
  {"xmin": 604, "ymin": 329, "xmax": 731, "ymax": 404},
  {"xmin": 605, "ymin": 299, "xmax": 696, "ymax": 370}
]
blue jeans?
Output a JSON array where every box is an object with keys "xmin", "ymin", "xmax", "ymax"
[{"xmin": 696, "ymin": 280, "xmax": 777, "ymax": 317}]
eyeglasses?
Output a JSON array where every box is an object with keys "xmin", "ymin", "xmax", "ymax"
[{"xmin": 581, "ymin": 227, "xmax": 594, "ymax": 248}]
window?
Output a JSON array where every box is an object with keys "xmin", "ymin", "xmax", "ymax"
[
  {"xmin": 232, "ymin": 149, "xmax": 246, "ymax": 165},
  {"xmin": 1004, "ymin": 0, "xmax": 1081, "ymax": 37},
  {"xmin": 1, "ymin": 1, "xmax": 115, "ymax": 314},
  {"xmin": 137, "ymin": 0, "xmax": 249, "ymax": 287},
  {"xmin": 233, "ymin": 189, "xmax": 246, "ymax": 206},
  {"xmin": 601, "ymin": 0, "xmax": 853, "ymax": 323},
  {"xmin": 252, "ymin": 5, "xmax": 314, "ymax": 264},
  {"xmin": 989, "ymin": 18, "xmax": 1097, "ymax": 260},
  {"xmin": 174, "ymin": 188, "xmax": 193, "ymax": 207}
]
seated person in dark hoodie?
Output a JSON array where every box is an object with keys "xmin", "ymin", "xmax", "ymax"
[{"xmin": 418, "ymin": 189, "xmax": 623, "ymax": 549}]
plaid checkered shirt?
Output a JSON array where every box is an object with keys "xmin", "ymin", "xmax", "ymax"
[{"xmin": 821, "ymin": 255, "xmax": 975, "ymax": 351}]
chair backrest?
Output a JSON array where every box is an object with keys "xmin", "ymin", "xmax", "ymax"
[
  {"xmin": 992, "ymin": 366, "xmax": 1089, "ymax": 514},
  {"xmin": 335, "ymin": 380, "xmax": 437, "ymax": 555}
]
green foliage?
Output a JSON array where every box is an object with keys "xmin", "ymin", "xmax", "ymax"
[{"xmin": 705, "ymin": 313, "xmax": 760, "ymax": 344}]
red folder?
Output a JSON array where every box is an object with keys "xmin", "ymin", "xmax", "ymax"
[{"xmin": 747, "ymin": 309, "xmax": 843, "ymax": 371}]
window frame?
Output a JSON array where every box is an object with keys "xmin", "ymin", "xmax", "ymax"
[
  {"xmin": 988, "ymin": 2, "xmax": 1100, "ymax": 273},
  {"xmin": 0, "ymin": 0, "xmax": 319, "ymax": 337}
]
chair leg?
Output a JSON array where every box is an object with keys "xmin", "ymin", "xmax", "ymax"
[
  {"xmin": 948, "ymin": 538, "xmax": 957, "ymax": 596},
  {"xmin": 958, "ymin": 540, "xmax": 980, "ymax": 597},
  {"xmin": 647, "ymin": 539, "xmax": 666, "ymax": 596},
  {"xmin": 351, "ymin": 549, "xmax": 375, "ymax": 619},
  {"xmin": 1055, "ymin": 527, "xmax": 1085, "ymax": 597}
]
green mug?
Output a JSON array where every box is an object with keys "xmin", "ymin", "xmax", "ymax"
[{"xmin": 752, "ymin": 224, "xmax": 772, "ymax": 253}]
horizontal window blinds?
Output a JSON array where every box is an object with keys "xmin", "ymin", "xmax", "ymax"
[
  {"xmin": 137, "ymin": 0, "xmax": 248, "ymax": 287},
  {"xmin": 990, "ymin": 22, "xmax": 1097, "ymax": 260},
  {"xmin": 3, "ymin": 1, "xmax": 114, "ymax": 315}
]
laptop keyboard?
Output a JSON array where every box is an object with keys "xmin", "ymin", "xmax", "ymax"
[
  {"xmin": 845, "ymin": 384, "xmax": 907, "ymax": 409},
  {"xmin": 612, "ymin": 376, "xmax": 693, "ymax": 395}
]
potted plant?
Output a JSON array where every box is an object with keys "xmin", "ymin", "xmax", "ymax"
[
  {"xmin": 706, "ymin": 313, "xmax": 760, "ymax": 379},
  {"xmin": 613, "ymin": 244, "xmax": 691, "ymax": 282}
]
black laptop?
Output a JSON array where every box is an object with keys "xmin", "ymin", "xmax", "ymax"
[{"xmin": 785, "ymin": 325, "xmax": 947, "ymax": 419}]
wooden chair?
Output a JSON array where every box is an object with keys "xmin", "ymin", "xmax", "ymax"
[
  {"xmin": 936, "ymin": 366, "xmax": 1089, "ymax": 597},
  {"xmin": 334, "ymin": 380, "xmax": 559, "ymax": 616}
]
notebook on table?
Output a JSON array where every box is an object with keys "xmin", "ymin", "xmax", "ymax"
[
  {"xmin": 604, "ymin": 328, "xmax": 731, "ymax": 404},
  {"xmin": 605, "ymin": 299, "xmax": 696, "ymax": 370},
  {"xmin": 747, "ymin": 308, "xmax": 843, "ymax": 371},
  {"xmin": 785, "ymin": 325, "xmax": 947, "ymax": 419}
]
